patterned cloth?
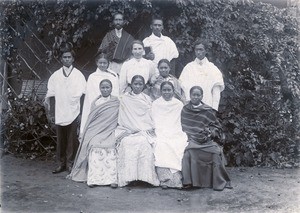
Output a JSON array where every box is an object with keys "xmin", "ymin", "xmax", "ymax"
[
  {"xmin": 116, "ymin": 92, "xmax": 159, "ymax": 187},
  {"xmin": 80, "ymin": 68, "xmax": 119, "ymax": 134},
  {"xmin": 156, "ymin": 167, "xmax": 183, "ymax": 188},
  {"xmin": 181, "ymin": 102, "xmax": 231, "ymax": 190},
  {"xmin": 68, "ymin": 96, "xmax": 119, "ymax": 186}
]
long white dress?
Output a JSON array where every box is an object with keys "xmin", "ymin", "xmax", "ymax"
[{"xmin": 152, "ymin": 97, "xmax": 187, "ymax": 188}]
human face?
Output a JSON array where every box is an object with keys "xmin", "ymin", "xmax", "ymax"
[
  {"xmin": 100, "ymin": 81, "xmax": 112, "ymax": 98},
  {"xmin": 113, "ymin": 14, "xmax": 124, "ymax": 30},
  {"xmin": 151, "ymin": 19, "xmax": 163, "ymax": 37},
  {"xmin": 132, "ymin": 43, "xmax": 144, "ymax": 59},
  {"xmin": 131, "ymin": 78, "xmax": 144, "ymax": 94},
  {"xmin": 158, "ymin": 62, "xmax": 170, "ymax": 78},
  {"xmin": 194, "ymin": 44, "xmax": 206, "ymax": 60},
  {"xmin": 161, "ymin": 84, "xmax": 174, "ymax": 101},
  {"xmin": 61, "ymin": 52, "xmax": 74, "ymax": 67},
  {"xmin": 190, "ymin": 88, "xmax": 203, "ymax": 105},
  {"xmin": 96, "ymin": 58, "xmax": 109, "ymax": 71}
]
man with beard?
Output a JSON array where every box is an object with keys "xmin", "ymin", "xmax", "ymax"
[{"xmin": 98, "ymin": 13, "xmax": 135, "ymax": 74}]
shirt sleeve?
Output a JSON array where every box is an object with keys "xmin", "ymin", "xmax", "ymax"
[
  {"xmin": 119, "ymin": 62, "xmax": 128, "ymax": 93},
  {"xmin": 45, "ymin": 74, "xmax": 55, "ymax": 98},
  {"xmin": 212, "ymin": 85, "xmax": 221, "ymax": 111}
]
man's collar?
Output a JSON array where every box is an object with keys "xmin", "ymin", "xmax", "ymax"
[
  {"xmin": 195, "ymin": 57, "xmax": 207, "ymax": 65},
  {"xmin": 151, "ymin": 33, "xmax": 164, "ymax": 39}
]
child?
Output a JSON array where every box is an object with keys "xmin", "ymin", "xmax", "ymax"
[
  {"xmin": 44, "ymin": 43, "xmax": 86, "ymax": 174},
  {"xmin": 79, "ymin": 53, "xmax": 119, "ymax": 135}
]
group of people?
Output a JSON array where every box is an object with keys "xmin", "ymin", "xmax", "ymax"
[{"xmin": 44, "ymin": 13, "xmax": 231, "ymax": 191}]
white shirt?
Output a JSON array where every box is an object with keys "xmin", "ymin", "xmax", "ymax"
[
  {"xmin": 80, "ymin": 68, "xmax": 119, "ymax": 133},
  {"xmin": 119, "ymin": 58, "xmax": 157, "ymax": 93},
  {"xmin": 46, "ymin": 66, "xmax": 86, "ymax": 126},
  {"xmin": 143, "ymin": 33, "xmax": 179, "ymax": 65},
  {"xmin": 115, "ymin": 28, "xmax": 122, "ymax": 38},
  {"xmin": 179, "ymin": 57, "xmax": 224, "ymax": 111}
]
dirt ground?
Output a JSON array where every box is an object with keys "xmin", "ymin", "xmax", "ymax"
[{"xmin": 0, "ymin": 154, "xmax": 299, "ymax": 213}]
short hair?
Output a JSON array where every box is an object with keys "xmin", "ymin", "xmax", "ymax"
[
  {"xmin": 59, "ymin": 42, "xmax": 75, "ymax": 58},
  {"xmin": 95, "ymin": 52, "xmax": 109, "ymax": 64},
  {"xmin": 131, "ymin": 40, "xmax": 144, "ymax": 50},
  {"xmin": 113, "ymin": 12, "xmax": 124, "ymax": 20},
  {"xmin": 131, "ymin": 75, "xmax": 145, "ymax": 85},
  {"xmin": 193, "ymin": 39, "xmax": 208, "ymax": 50},
  {"xmin": 151, "ymin": 15, "xmax": 164, "ymax": 24},
  {"xmin": 190, "ymin": 86, "xmax": 203, "ymax": 95},
  {"xmin": 99, "ymin": 79, "xmax": 112, "ymax": 88},
  {"xmin": 160, "ymin": 81, "xmax": 174, "ymax": 91},
  {"xmin": 157, "ymin": 59, "xmax": 171, "ymax": 69}
]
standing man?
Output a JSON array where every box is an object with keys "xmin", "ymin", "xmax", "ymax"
[
  {"xmin": 98, "ymin": 13, "xmax": 135, "ymax": 74},
  {"xmin": 44, "ymin": 44, "xmax": 86, "ymax": 174},
  {"xmin": 179, "ymin": 40, "xmax": 224, "ymax": 111},
  {"xmin": 143, "ymin": 16, "xmax": 179, "ymax": 75}
]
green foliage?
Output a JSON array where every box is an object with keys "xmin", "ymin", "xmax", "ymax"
[
  {"xmin": 3, "ymin": 89, "xmax": 56, "ymax": 158},
  {"xmin": 1, "ymin": 0, "xmax": 299, "ymax": 166}
]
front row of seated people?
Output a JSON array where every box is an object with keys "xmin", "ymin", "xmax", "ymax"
[{"xmin": 68, "ymin": 75, "xmax": 232, "ymax": 191}]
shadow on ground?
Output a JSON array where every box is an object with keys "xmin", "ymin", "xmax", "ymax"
[{"xmin": 1, "ymin": 154, "xmax": 299, "ymax": 213}]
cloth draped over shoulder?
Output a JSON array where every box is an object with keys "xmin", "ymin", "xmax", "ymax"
[
  {"xmin": 143, "ymin": 33, "xmax": 179, "ymax": 65},
  {"xmin": 150, "ymin": 74, "xmax": 185, "ymax": 103},
  {"xmin": 116, "ymin": 92, "xmax": 159, "ymax": 187},
  {"xmin": 80, "ymin": 68, "xmax": 119, "ymax": 134},
  {"xmin": 98, "ymin": 29, "xmax": 134, "ymax": 62},
  {"xmin": 115, "ymin": 92, "xmax": 154, "ymax": 141},
  {"xmin": 179, "ymin": 57, "xmax": 224, "ymax": 110},
  {"xmin": 152, "ymin": 97, "xmax": 187, "ymax": 172},
  {"xmin": 181, "ymin": 102, "xmax": 231, "ymax": 190},
  {"xmin": 69, "ymin": 96, "xmax": 120, "ymax": 182}
]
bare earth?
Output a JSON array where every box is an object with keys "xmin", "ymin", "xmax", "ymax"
[{"xmin": 0, "ymin": 154, "xmax": 299, "ymax": 213}]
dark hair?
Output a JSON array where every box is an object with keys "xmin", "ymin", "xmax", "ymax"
[
  {"xmin": 190, "ymin": 86, "xmax": 203, "ymax": 95},
  {"xmin": 160, "ymin": 81, "xmax": 174, "ymax": 91},
  {"xmin": 131, "ymin": 75, "xmax": 145, "ymax": 85},
  {"xmin": 59, "ymin": 42, "xmax": 75, "ymax": 58},
  {"xmin": 157, "ymin": 59, "xmax": 171, "ymax": 69},
  {"xmin": 193, "ymin": 39, "xmax": 208, "ymax": 50},
  {"xmin": 99, "ymin": 79, "xmax": 112, "ymax": 88},
  {"xmin": 131, "ymin": 40, "xmax": 144, "ymax": 50},
  {"xmin": 95, "ymin": 52, "xmax": 109, "ymax": 64},
  {"xmin": 151, "ymin": 15, "xmax": 164, "ymax": 24}
]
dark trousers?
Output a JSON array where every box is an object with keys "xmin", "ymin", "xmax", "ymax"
[{"xmin": 56, "ymin": 118, "xmax": 79, "ymax": 168}]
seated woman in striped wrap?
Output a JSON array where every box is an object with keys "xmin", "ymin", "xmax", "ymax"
[{"xmin": 181, "ymin": 86, "xmax": 232, "ymax": 191}]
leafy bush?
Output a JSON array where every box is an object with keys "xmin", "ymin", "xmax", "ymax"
[
  {"xmin": 1, "ymin": 0, "xmax": 299, "ymax": 166},
  {"xmin": 3, "ymin": 89, "xmax": 56, "ymax": 159}
]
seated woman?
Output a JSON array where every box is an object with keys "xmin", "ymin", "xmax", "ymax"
[
  {"xmin": 68, "ymin": 79, "xmax": 120, "ymax": 188},
  {"xmin": 150, "ymin": 59, "xmax": 185, "ymax": 103},
  {"xmin": 119, "ymin": 40, "xmax": 157, "ymax": 94},
  {"xmin": 116, "ymin": 75, "xmax": 159, "ymax": 187},
  {"xmin": 152, "ymin": 82, "xmax": 188, "ymax": 189},
  {"xmin": 80, "ymin": 53, "xmax": 119, "ymax": 135},
  {"xmin": 181, "ymin": 86, "xmax": 232, "ymax": 191}
]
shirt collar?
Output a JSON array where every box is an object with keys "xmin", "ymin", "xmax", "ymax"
[
  {"xmin": 151, "ymin": 33, "xmax": 164, "ymax": 39},
  {"xmin": 115, "ymin": 28, "xmax": 123, "ymax": 38},
  {"xmin": 195, "ymin": 57, "xmax": 207, "ymax": 65}
]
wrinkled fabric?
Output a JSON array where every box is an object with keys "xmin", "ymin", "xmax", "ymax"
[
  {"xmin": 181, "ymin": 102, "xmax": 231, "ymax": 190},
  {"xmin": 68, "ymin": 96, "xmax": 119, "ymax": 184},
  {"xmin": 116, "ymin": 92, "xmax": 159, "ymax": 187}
]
